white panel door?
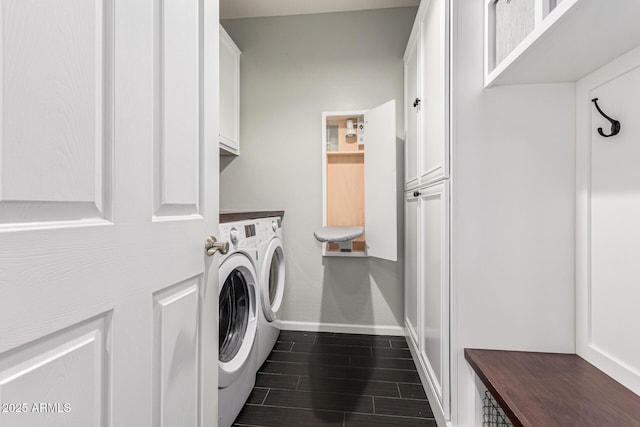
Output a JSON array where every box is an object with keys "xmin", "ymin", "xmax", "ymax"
[
  {"xmin": 364, "ymin": 99, "xmax": 397, "ymax": 261},
  {"xmin": 0, "ymin": 1, "xmax": 220, "ymax": 426},
  {"xmin": 419, "ymin": 181, "xmax": 449, "ymax": 418},
  {"xmin": 405, "ymin": 191, "xmax": 420, "ymax": 345},
  {"xmin": 577, "ymin": 46, "xmax": 640, "ymax": 395},
  {"xmin": 419, "ymin": 0, "xmax": 449, "ymax": 185},
  {"xmin": 404, "ymin": 34, "xmax": 420, "ymax": 189}
]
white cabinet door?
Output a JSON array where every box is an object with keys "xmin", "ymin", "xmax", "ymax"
[
  {"xmin": 365, "ymin": 100, "xmax": 397, "ymax": 261},
  {"xmin": 220, "ymin": 25, "xmax": 241, "ymax": 155},
  {"xmin": 405, "ymin": 191, "xmax": 420, "ymax": 345},
  {"xmin": 0, "ymin": 1, "xmax": 219, "ymax": 426},
  {"xmin": 419, "ymin": 0, "xmax": 450, "ymax": 185},
  {"xmin": 404, "ymin": 33, "xmax": 420, "ymax": 189},
  {"xmin": 419, "ymin": 181, "xmax": 450, "ymax": 418}
]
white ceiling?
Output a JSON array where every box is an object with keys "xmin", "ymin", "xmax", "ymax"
[{"xmin": 220, "ymin": 0, "xmax": 420, "ymax": 20}]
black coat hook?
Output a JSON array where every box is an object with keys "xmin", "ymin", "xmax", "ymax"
[{"xmin": 591, "ymin": 98, "xmax": 620, "ymax": 138}]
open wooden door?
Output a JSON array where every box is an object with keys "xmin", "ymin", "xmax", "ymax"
[
  {"xmin": 0, "ymin": 0, "xmax": 219, "ymax": 426},
  {"xmin": 364, "ymin": 100, "xmax": 398, "ymax": 261}
]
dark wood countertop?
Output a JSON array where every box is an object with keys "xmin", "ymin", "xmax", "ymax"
[
  {"xmin": 465, "ymin": 348, "xmax": 640, "ymax": 427},
  {"xmin": 220, "ymin": 210, "xmax": 284, "ymax": 223}
]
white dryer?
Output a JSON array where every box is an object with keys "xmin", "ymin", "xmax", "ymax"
[
  {"xmin": 217, "ymin": 220, "xmax": 259, "ymax": 427},
  {"xmin": 255, "ymin": 216, "xmax": 286, "ymax": 368}
]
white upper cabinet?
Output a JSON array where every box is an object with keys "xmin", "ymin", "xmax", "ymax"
[
  {"xmin": 485, "ymin": 0, "xmax": 640, "ymax": 87},
  {"xmin": 219, "ymin": 25, "xmax": 241, "ymax": 155},
  {"xmin": 403, "ymin": 0, "xmax": 450, "ymax": 189},
  {"xmin": 419, "ymin": 0, "xmax": 449, "ymax": 185}
]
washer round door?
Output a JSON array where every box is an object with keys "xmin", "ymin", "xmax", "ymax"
[
  {"xmin": 218, "ymin": 253, "xmax": 257, "ymax": 388},
  {"xmin": 259, "ymin": 237, "xmax": 285, "ymax": 322}
]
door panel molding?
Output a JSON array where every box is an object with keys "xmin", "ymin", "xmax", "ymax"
[
  {"xmin": 153, "ymin": 0, "xmax": 200, "ymax": 218},
  {"xmin": 153, "ymin": 277, "xmax": 200, "ymax": 427},
  {"xmin": 0, "ymin": 312, "xmax": 112, "ymax": 427},
  {"xmin": 0, "ymin": 0, "xmax": 114, "ymax": 224},
  {"xmin": 404, "ymin": 192, "xmax": 419, "ymax": 345}
]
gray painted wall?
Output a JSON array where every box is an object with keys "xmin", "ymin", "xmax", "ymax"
[{"xmin": 220, "ymin": 7, "xmax": 417, "ymax": 331}]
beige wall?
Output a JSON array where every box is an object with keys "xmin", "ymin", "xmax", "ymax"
[{"xmin": 220, "ymin": 7, "xmax": 417, "ymax": 332}]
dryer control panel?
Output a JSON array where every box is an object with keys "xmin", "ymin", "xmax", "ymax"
[{"xmin": 254, "ymin": 217, "xmax": 283, "ymax": 245}]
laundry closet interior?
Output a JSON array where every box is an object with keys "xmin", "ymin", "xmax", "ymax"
[{"xmin": 217, "ymin": 0, "xmax": 640, "ymax": 426}]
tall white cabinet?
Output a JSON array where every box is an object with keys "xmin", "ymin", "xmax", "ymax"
[{"xmin": 403, "ymin": 0, "xmax": 451, "ymax": 423}]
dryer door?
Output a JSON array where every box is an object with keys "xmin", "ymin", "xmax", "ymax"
[
  {"xmin": 218, "ymin": 253, "xmax": 257, "ymax": 388},
  {"xmin": 260, "ymin": 237, "xmax": 285, "ymax": 322}
]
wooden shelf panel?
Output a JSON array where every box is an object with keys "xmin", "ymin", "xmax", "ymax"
[
  {"xmin": 326, "ymin": 153, "xmax": 364, "ymax": 228},
  {"xmin": 465, "ymin": 348, "xmax": 640, "ymax": 426}
]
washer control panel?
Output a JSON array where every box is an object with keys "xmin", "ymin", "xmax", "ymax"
[
  {"xmin": 219, "ymin": 221, "xmax": 258, "ymax": 248},
  {"xmin": 249, "ymin": 217, "xmax": 280, "ymax": 245},
  {"xmin": 219, "ymin": 217, "xmax": 282, "ymax": 248}
]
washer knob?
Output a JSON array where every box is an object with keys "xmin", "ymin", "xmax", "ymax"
[
  {"xmin": 229, "ymin": 228, "xmax": 239, "ymax": 245},
  {"xmin": 272, "ymin": 220, "xmax": 278, "ymax": 232}
]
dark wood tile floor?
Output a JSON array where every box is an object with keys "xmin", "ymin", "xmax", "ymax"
[{"xmin": 233, "ymin": 331, "xmax": 438, "ymax": 427}]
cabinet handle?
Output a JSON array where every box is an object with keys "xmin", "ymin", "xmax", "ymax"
[
  {"xmin": 413, "ymin": 98, "xmax": 421, "ymax": 108},
  {"xmin": 413, "ymin": 191, "xmax": 421, "ymax": 197}
]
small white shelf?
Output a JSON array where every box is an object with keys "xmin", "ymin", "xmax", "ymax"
[
  {"xmin": 485, "ymin": 0, "xmax": 640, "ymax": 87},
  {"xmin": 323, "ymin": 251, "xmax": 367, "ymax": 258}
]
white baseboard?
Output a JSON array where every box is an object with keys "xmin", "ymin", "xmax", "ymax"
[
  {"xmin": 406, "ymin": 329, "xmax": 450, "ymax": 427},
  {"xmin": 276, "ymin": 320, "xmax": 405, "ymax": 336}
]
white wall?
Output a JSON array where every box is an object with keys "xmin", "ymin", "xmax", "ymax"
[
  {"xmin": 220, "ymin": 8, "xmax": 417, "ymax": 333},
  {"xmin": 451, "ymin": 1, "xmax": 576, "ymax": 425}
]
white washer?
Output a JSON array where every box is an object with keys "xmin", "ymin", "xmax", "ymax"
[
  {"xmin": 217, "ymin": 220, "xmax": 259, "ymax": 427},
  {"xmin": 255, "ymin": 216, "xmax": 286, "ymax": 368}
]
